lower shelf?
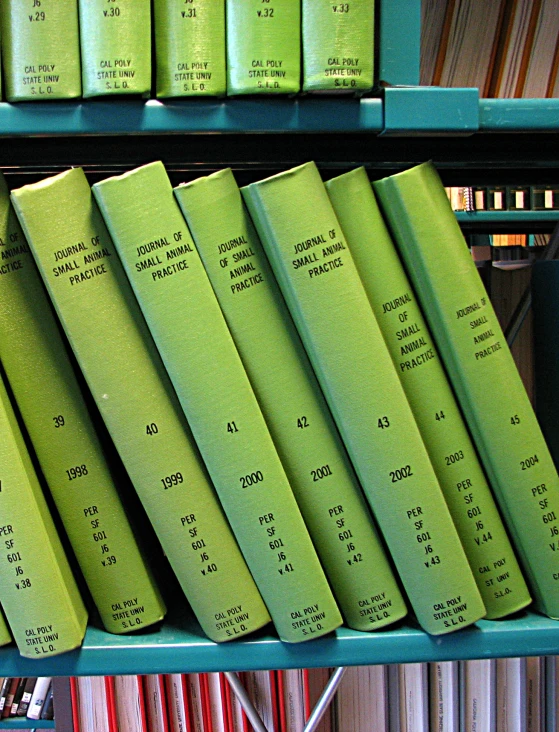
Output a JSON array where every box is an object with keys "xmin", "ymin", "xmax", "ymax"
[{"xmin": 1, "ymin": 609, "xmax": 559, "ymax": 677}]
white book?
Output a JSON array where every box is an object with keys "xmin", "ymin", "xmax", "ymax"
[
  {"xmin": 114, "ymin": 675, "xmax": 146, "ymax": 732},
  {"xmin": 165, "ymin": 675, "xmax": 189, "ymax": 732},
  {"xmin": 429, "ymin": 661, "xmax": 459, "ymax": 732},
  {"xmin": 144, "ymin": 675, "xmax": 169, "ymax": 732},
  {"xmin": 281, "ymin": 669, "xmax": 306, "ymax": 732},
  {"xmin": 496, "ymin": 658, "xmax": 526, "ymax": 732},
  {"xmin": 546, "ymin": 656, "xmax": 559, "ymax": 732},
  {"xmin": 245, "ymin": 671, "xmax": 278, "ymax": 732},
  {"xmin": 186, "ymin": 674, "xmax": 205, "ymax": 732},
  {"xmin": 207, "ymin": 673, "xmax": 227, "ymax": 732},
  {"xmin": 461, "ymin": 660, "xmax": 496, "ymax": 732},
  {"xmin": 27, "ymin": 677, "xmax": 53, "ymax": 721},
  {"xmin": 399, "ymin": 663, "xmax": 429, "ymax": 732}
]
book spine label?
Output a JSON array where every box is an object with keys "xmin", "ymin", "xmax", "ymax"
[
  {"xmin": 242, "ymin": 162, "xmax": 486, "ymax": 635},
  {"xmin": 302, "ymin": 0, "xmax": 374, "ymax": 92},
  {"xmin": 0, "ymin": 0, "xmax": 81, "ymax": 101},
  {"xmin": 373, "ymin": 161, "xmax": 559, "ymax": 619},
  {"xmin": 325, "ymin": 167, "xmax": 531, "ymax": 620},
  {"xmin": 78, "ymin": 0, "xmax": 151, "ymax": 97},
  {"xmin": 11, "ymin": 167, "xmax": 271, "ymax": 644},
  {"xmin": 0, "ymin": 375, "xmax": 87, "ymax": 659},
  {"xmin": 92, "ymin": 161, "xmax": 343, "ymax": 643},
  {"xmin": 226, "ymin": 0, "xmax": 300, "ymax": 95},
  {"xmin": 0, "ymin": 173, "xmax": 167, "ymax": 635},
  {"xmin": 154, "ymin": 0, "xmax": 226, "ymax": 97},
  {"xmin": 174, "ymin": 168, "xmax": 407, "ymax": 632}
]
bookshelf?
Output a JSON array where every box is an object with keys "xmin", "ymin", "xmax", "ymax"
[
  {"xmin": 0, "ymin": 0, "xmax": 559, "ymax": 681},
  {"xmin": 0, "ymin": 721, "xmax": 55, "ymax": 730}
]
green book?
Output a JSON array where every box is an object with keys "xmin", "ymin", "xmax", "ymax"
[
  {"xmin": 174, "ymin": 168, "xmax": 407, "ymax": 632},
  {"xmin": 78, "ymin": 0, "xmax": 151, "ymax": 97},
  {"xmin": 226, "ymin": 0, "xmax": 300, "ymax": 95},
  {"xmin": 302, "ymin": 0, "xmax": 374, "ymax": 93},
  {"xmin": 325, "ymin": 168, "xmax": 531, "ymax": 619},
  {"xmin": 373, "ymin": 161, "xmax": 559, "ymax": 619},
  {"xmin": 154, "ymin": 0, "xmax": 226, "ymax": 98},
  {"xmin": 10, "ymin": 168, "xmax": 271, "ymax": 644},
  {"xmin": 0, "ymin": 0, "xmax": 81, "ymax": 101},
  {"xmin": 0, "ymin": 611, "xmax": 12, "ymax": 648},
  {"xmin": 0, "ymin": 372, "xmax": 87, "ymax": 659},
  {"xmin": 242, "ymin": 162, "xmax": 486, "ymax": 636},
  {"xmin": 92, "ymin": 162, "xmax": 343, "ymax": 643},
  {"xmin": 0, "ymin": 173, "xmax": 166, "ymax": 635}
]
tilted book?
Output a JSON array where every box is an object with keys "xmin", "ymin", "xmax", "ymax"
[
  {"xmin": 154, "ymin": 0, "xmax": 226, "ymax": 97},
  {"xmin": 241, "ymin": 161, "xmax": 486, "ymax": 635},
  {"xmin": 92, "ymin": 161, "xmax": 343, "ymax": 643},
  {"xmin": 0, "ymin": 372, "xmax": 87, "ymax": 659},
  {"xmin": 11, "ymin": 168, "xmax": 271, "ymax": 644},
  {"xmin": 302, "ymin": 0, "xmax": 374, "ymax": 93},
  {"xmin": 174, "ymin": 167, "xmax": 407, "ymax": 632},
  {"xmin": 325, "ymin": 167, "xmax": 531, "ymax": 620},
  {"xmin": 0, "ymin": 172, "xmax": 166, "ymax": 635},
  {"xmin": 0, "ymin": 0, "xmax": 81, "ymax": 101},
  {"xmin": 374, "ymin": 161, "xmax": 559, "ymax": 619},
  {"xmin": 226, "ymin": 0, "xmax": 300, "ymax": 95},
  {"xmin": 78, "ymin": 0, "xmax": 151, "ymax": 97}
]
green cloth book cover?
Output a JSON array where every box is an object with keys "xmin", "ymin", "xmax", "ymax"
[
  {"xmin": 374, "ymin": 161, "xmax": 559, "ymax": 619},
  {"xmin": 302, "ymin": 0, "xmax": 374, "ymax": 92},
  {"xmin": 0, "ymin": 0, "xmax": 81, "ymax": 101},
  {"xmin": 0, "ymin": 372, "xmax": 88, "ymax": 659},
  {"xmin": 92, "ymin": 161, "xmax": 343, "ymax": 643},
  {"xmin": 0, "ymin": 172, "xmax": 168, "ymax": 635},
  {"xmin": 242, "ymin": 161, "xmax": 486, "ymax": 635},
  {"xmin": 78, "ymin": 0, "xmax": 151, "ymax": 97},
  {"xmin": 154, "ymin": 0, "xmax": 226, "ymax": 97},
  {"xmin": 174, "ymin": 168, "xmax": 407, "ymax": 632},
  {"xmin": 226, "ymin": 0, "xmax": 300, "ymax": 95},
  {"xmin": 11, "ymin": 168, "xmax": 271, "ymax": 644},
  {"xmin": 325, "ymin": 167, "xmax": 531, "ymax": 619}
]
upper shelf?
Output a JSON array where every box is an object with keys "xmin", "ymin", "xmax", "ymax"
[
  {"xmin": 0, "ymin": 96, "xmax": 558, "ymax": 137},
  {"xmin": 1, "ymin": 610, "xmax": 559, "ymax": 677}
]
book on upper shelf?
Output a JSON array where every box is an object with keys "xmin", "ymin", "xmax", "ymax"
[
  {"xmin": 153, "ymin": 0, "xmax": 226, "ymax": 98},
  {"xmin": 0, "ymin": 0, "xmax": 82, "ymax": 101},
  {"xmin": 226, "ymin": 0, "xmax": 300, "ymax": 95}
]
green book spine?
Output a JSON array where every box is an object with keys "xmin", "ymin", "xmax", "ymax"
[
  {"xmin": 92, "ymin": 162, "xmax": 343, "ymax": 643},
  {"xmin": 78, "ymin": 0, "xmax": 151, "ymax": 98},
  {"xmin": 325, "ymin": 167, "xmax": 531, "ymax": 619},
  {"xmin": 373, "ymin": 161, "xmax": 559, "ymax": 619},
  {"xmin": 226, "ymin": 0, "xmax": 300, "ymax": 95},
  {"xmin": 0, "ymin": 373, "xmax": 87, "ymax": 659},
  {"xmin": 0, "ymin": 611, "xmax": 12, "ymax": 647},
  {"xmin": 174, "ymin": 168, "xmax": 407, "ymax": 632},
  {"xmin": 0, "ymin": 173, "xmax": 166, "ymax": 635},
  {"xmin": 302, "ymin": 0, "xmax": 374, "ymax": 92},
  {"xmin": 154, "ymin": 0, "xmax": 225, "ymax": 98},
  {"xmin": 0, "ymin": 0, "xmax": 81, "ymax": 101},
  {"xmin": 242, "ymin": 162, "xmax": 486, "ymax": 636},
  {"xmin": 11, "ymin": 168, "xmax": 271, "ymax": 644}
]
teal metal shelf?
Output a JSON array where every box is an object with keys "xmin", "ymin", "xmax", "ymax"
[
  {"xmin": 479, "ymin": 99, "xmax": 559, "ymax": 132},
  {"xmin": 0, "ymin": 98, "xmax": 383, "ymax": 136},
  {"xmin": 382, "ymin": 87, "xmax": 479, "ymax": 135},
  {"xmin": 0, "ymin": 611, "xmax": 558, "ymax": 677},
  {"xmin": 456, "ymin": 211, "xmax": 559, "ymax": 222},
  {"xmin": 0, "ymin": 720, "xmax": 54, "ymax": 729}
]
